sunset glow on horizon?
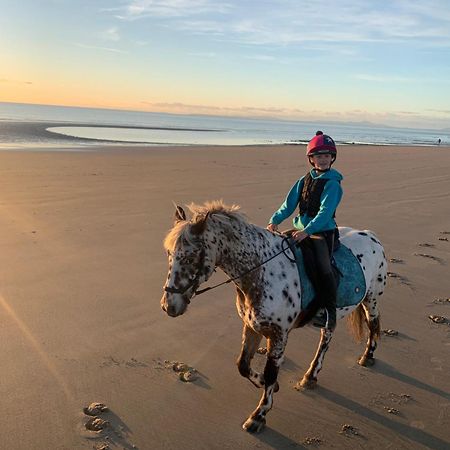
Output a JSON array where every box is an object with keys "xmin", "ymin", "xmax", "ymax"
[{"xmin": 2, "ymin": 0, "xmax": 450, "ymax": 129}]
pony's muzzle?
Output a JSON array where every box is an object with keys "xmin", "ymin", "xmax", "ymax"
[{"xmin": 160, "ymin": 293, "xmax": 186, "ymax": 317}]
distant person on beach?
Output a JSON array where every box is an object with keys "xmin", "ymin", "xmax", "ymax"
[
  {"xmin": 438, "ymin": 138, "xmax": 441, "ymax": 145},
  {"xmin": 267, "ymin": 131, "xmax": 343, "ymax": 331}
]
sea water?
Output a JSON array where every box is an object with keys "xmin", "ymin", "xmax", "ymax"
[{"xmin": 0, "ymin": 102, "xmax": 447, "ymax": 149}]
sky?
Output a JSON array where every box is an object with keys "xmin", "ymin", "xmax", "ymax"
[{"xmin": 1, "ymin": 0, "xmax": 450, "ymax": 129}]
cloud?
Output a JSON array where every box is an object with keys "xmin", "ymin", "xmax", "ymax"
[
  {"xmin": 426, "ymin": 108, "xmax": 450, "ymax": 114},
  {"xmin": 116, "ymin": 0, "xmax": 233, "ymax": 20},
  {"xmin": 188, "ymin": 51, "xmax": 216, "ymax": 58},
  {"xmin": 141, "ymin": 101, "xmax": 305, "ymax": 118},
  {"xmin": 99, "ymin": 26, "xmax": 120, "ymax": 42},
  {"xmin": 73, "ymin": 43, "xmax": 127, "ymax": 53},
  {"xmin": 353, "ymin": 74, "xmax": 415, "ymax": 83},
  {"xmin": 0, "ymin": 78, "xmax": 32, "ymax": 85},
  {"xmin": 111, "ymin": 0, "xmax": 450, "ymax": 50}
]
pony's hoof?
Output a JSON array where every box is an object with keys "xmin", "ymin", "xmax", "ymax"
[
  {"xmin": 295, "ymin": 377, "xmax": 317, "ymax": 390},
  {"xmin": 274, "ymin": 381, "xmax": 280, "ymax": 393},
  {"xmin": 242, "ymin": 417, "xmax": 266, "ymax": 433},
  {"xmin": 358, "ymin": 356, "xmax": 375, "ymax": 367}
]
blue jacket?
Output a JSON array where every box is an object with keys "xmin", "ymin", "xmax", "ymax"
[{"xmin": 269, "ymin": 168, "xmax": 343, "ymax": 235}]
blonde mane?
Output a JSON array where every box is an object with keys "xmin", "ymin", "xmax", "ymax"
[{"xmin": 164, "ymin": 200, "xmax": 247, "ymax": 252}]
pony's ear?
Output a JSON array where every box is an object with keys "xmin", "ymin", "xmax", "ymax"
[
  {"xmin": 190, "ymin": 211, "xmax": 210, "ymax": 235},
  {"xmin": 174, "ymin": 204, "xmax": 187, "ymax": 223}
]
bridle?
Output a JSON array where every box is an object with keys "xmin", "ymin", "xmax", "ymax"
[{"xmin": 164, "ymin": 236, "xmax": 295, "ymax": 299}]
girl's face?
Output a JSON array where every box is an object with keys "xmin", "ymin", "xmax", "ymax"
[{"xmin": 310, "ymin": 153, "xmax": 332, "ymax": 171}]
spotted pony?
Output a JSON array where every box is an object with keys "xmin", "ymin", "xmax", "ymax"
[{"xmin": 161, "ymin": 201, "xmax": 387, "ymax": 433}]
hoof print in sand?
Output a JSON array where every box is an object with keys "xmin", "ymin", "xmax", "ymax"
[
  {"xmin": 418, "ymin": 243, "xmax": 435, "ymax": 248},
  {"xmin": 413, "ymin": 253, "xmax": 443, "ymax": 264},
  {"xmin": 388, "ymin": 258, "xmax": 404, "ymax": 264},
  {"xmin": 382, "ymin": 329, "xmax": 398, "ymax": 336},
  {"xmin": 84, "ymin": 402, "xmax": 109, "ymax": 416},
  {"xmin": 303, "ymin": 436, "xmax": 322, "ymax": 445},
  {"xmin": 256, "ymin": 347, "xmax": 268, "ymax": 355},
  {"xmin": 93, "ymin": 444, "xmax": 109, "ymax": 450},
  {"xmin": 179, "ymin": 368, "xmax": 199, "ymax": 382},
  {"xmin": 339, "ymin": 424, "xmax": 359, "ymax": 436},
  {"xmin": 85, "ymin": 417, "xmax": 109, "ymax": 432},
  {"xmin": 432, "ymin": 297, "xmax": 450, "ymax": 305},
  {"xmin": 428, "ymin": 315, "xmax": 449, "ymax": 324},
  {"xmin": 439, "ymin": 231, "xmax": 450, "ymax": 235},
  {"xmin": 438, "ymin": 237, "xmax": 448, "ymax": 241},
  {"xmin": 171, "ymin": 361, "xmax": 199, "ymax": 382},
  {"xmin": 384, "ymin": 406, "xmax": 400, "ymax": 415},
  {"xmin": 387, "ymin": 272, "xmax": 410, "ymax": 285}
]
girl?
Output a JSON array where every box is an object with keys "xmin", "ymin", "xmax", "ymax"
[{"xmin": 267, "ymin": 131, "xmax": 343, "ymax": 330}]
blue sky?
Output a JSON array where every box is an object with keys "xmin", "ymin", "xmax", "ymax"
[{"xmin": 1, "ymin": 0, "xmax": 450, "ymax": 128}]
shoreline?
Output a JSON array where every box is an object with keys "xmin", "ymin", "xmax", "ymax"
[{"xmin": 1, "ymin": 120, "xmax": 448, "ymax": 149}]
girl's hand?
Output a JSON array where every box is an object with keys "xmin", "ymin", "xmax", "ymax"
[
  {"xmin": 292, "ymin": 230, "xmax": 308, "ymax": 242},
  {"xmin": 267, "ymin": 223, "xmax": 279, "ymax": 233}
]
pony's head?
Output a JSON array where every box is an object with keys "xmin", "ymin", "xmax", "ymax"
[{"xmin": 161, "ymin": 202, "xmax": 234, "ymax": 317}]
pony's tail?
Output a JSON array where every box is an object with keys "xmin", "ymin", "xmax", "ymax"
[{"xmin": 347, "ymin": 304, "xmax": 367, "ymax": 342}]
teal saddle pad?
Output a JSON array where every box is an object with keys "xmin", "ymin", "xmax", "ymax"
[{"xmin": 290, "ymin": 241, "xmax": 366, "ymax": 310}]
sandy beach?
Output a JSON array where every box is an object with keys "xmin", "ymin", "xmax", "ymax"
[{"xmin": 0, "ymin": 144, "xmax": 449, "ymax": 449}]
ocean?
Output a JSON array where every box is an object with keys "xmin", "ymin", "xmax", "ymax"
[{"xmin": 0, "ymin": 102, "xmax": 447, "ymax": 150}]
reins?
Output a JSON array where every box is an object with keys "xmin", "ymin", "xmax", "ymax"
[{"xmin": 194, "ymin": 236, "xmax": 295, "ymax": 296}]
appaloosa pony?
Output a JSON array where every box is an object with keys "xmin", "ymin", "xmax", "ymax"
[{"xmin": 161, "ymin": 201, "xmax": 387, "ymax": 433}]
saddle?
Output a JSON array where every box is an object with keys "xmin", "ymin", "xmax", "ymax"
[{"xmin": 287, "ymin": 238, "xmax": 366, "ymax": 311}]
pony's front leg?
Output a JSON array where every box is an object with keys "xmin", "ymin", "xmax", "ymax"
[
  {"xmin": 237, "ymin": 325, "xmax": 264, "ymax": 388},
  {"xmin": 296, "ymin": 328, "xmax": 333, "ymax": 390},
  {"xmin": 242, "ymin": 335, "xmax": 287, "ymax": 433}
]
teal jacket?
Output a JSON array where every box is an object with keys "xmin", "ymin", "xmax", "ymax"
[{"xmin": 269, "ymin": 168, "xmax": 343, "ymax": 235}]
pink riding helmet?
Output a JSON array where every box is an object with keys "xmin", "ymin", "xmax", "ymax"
[{"xmin": 306, "ymin": 131, "xmax": 337, "ymax": 157}]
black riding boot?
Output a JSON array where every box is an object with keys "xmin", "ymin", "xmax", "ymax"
[{"xmin": 312, "ymin": 272, "xmax": 337, "ymax": 331}]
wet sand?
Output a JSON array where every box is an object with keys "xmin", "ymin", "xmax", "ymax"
[{"xmin": 0, "ymin": 144, "xmax": 449, "ymax": 449}]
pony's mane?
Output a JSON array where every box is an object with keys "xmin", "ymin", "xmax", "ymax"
[{"xmin": 164, "ymin": 200, "xmax": 247, "ymax": 252}]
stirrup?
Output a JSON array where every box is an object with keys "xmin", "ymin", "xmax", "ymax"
[{"xmin": 312, "ymin": 309, "xmax": 336, "ymax": 331}]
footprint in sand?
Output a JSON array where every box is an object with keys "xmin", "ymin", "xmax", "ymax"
[
  {"xmin": 85, "ymin": 417, "xmax": 109, "ymax": 432},
  {"xmin": 154, "ymin": 360, "xmax": 201, "ymax": 382},
  {"xmin": 438, "ymin": 237, "xmax": 449, "ymax": 242},
  {"xmin": 413, "ymin": 253, "xmax": 444, "ymax": 264},
  {"xmin": 428, "ymin": 315, "xmax": 449, "ymax": 325},
  {"xmin": 81, "ymin": 402, "xmax": 137, "ymax": 449},
  {"xmin": 419, "ymin": 243, "xmax": 435, "ymax": 248},
  {"xmin": 387, "ymin": 272, "xmax": 411, "ymax": 286},
  {"xmin": 389, "ymin": 258, "xmax": 404, "ymax": 264},
  {"xmin": 84, "ymin": 402, "xmax": 108, "ymax": 416},
  {"xmin": 339, "ymin": 424, "xmax": 360, "ymax": 437},
  {"xmin": 303, "ymin": 436, "xmax": 323, "ymax": 445},
  {"xmin": 382, "ymin": 329, "xmax": 399, "ymax": 336},
  {"xmin": 432, "ymin": 297, "xmax": 450, "ymax": 305}
]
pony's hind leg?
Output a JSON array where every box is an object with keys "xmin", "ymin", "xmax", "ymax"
[
  {"xmin": 358, "ymin": 297, "xmax": 381, "ymax": 367},
  {"xmin": 296, "ymin": 328, "xmax": 333, "ymax": 390},
  {"xmin": 242, "ymin": 334, "xmax": 287, "ymax": 433},
  {"xmin": 237, "ymin": 324, "xmax": 264, "ymax": 388}
]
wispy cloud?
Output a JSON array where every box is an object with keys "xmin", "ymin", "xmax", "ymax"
[
  {"xmin": 73, "ymin": 43, "xmax": 126, "ymax": 53},
  {"xmin": 98, "ymin": 26, "xmax": 120, "ymax": 42},
  {"xmin": 0, "ymin": 78, "xmax": 32, "ymax": 85},
  {"xmin": 188, "ymin": 51, "xmax": 216, "ymax": 58},
  {"xmin": 141, "ymin": 101, "xmax": 308, "ymax": 118},
  {"xmin": 426, "ymin": 108, "xmax": 450, "ymax": 114},
  {"xmin": 353, "ymin": 74, "xmax": 415, "ymax": 83},
  {"xmin": 116, "ymin": 0, "xmax": 233, "ymax": 20},
  {"xmin": 110, "ymin": 0, "xmax": 450, "ymax": 49}
]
